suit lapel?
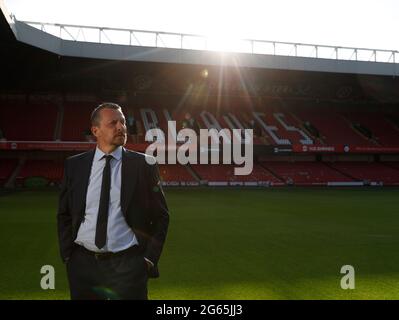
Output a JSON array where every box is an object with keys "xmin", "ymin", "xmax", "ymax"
[{"xmin": 121, "ymin": 148, "xmax": 138, "ymax": 215}]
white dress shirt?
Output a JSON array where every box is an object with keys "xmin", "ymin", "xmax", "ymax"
[{"xmin": 75, "ymin": 146, "xmax": 139, "ymax": 253}]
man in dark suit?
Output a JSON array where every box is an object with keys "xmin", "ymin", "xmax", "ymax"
[{"xmin": 57, "ymin": 102, "xmax": 169, "ymax": 300}]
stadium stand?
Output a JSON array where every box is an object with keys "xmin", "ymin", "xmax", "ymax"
[
  {"xmin": 1, "ymin": 101, "xmax": 399, "ymax": 187},
  {"xmin": 58, "ymin": 104, "xmax": 398, "ymax": 149},
  {"xmin": 257, "ymin": 103, "xmax": 315, "ymax": 145},
  {"xmin": 343, "ymin": 111, "xmax": 399, "ymax": 146},
  {"xmin": 328, "ymin": 161, "xmax": 399, "ymax": 185},
  {"xmin": 384, "ymin": 162, "xmax": 399, "ymax": 170},
  {"xmin": 191, "ymin": 163, "xmax": 283, "ymax": 185},
  {"xmin": 0, "ymin": 159, "xmax": 18, "ymax": 185},
  {"xmin": 260, "ymin": 161, "xmax": 354, "ymax": 185},
  {"xmin": 291, "ymin": 105, "xmax": 376, "ymax": 146},
  {"xmin": 0, "ymin": 102, "xmax": 57, "ymax": 141},
  {"xmin": 158, "ymin": 164, "xmax": 198, "ymax": 183},
  {"xmin": 1, "ymin": 6, "xmax": 399, "ymax": 189},
  {"xmin": 61, "ymin": 102, "xmax": 95, "ymax": 141},
  {"xmin": 16, "ymin": 160, "xmax": 64, "ymax": 186}
]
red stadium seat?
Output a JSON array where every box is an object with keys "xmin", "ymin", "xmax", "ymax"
[
  {"xmin": 260, "ymin": 161, "xmax": 353, "ymax": 185},
  {"xmin": 328, "ymin": 161, "xmax": 399, "ymax": 185},
  {"xmin": 158, "ymin": 164, "xmax": 197, "ymax": 183},
  {"xmin": 0, "ymin": 103, "xmax": 57, "ymax": 141},
  {"xmin": 17, "ymin": 160, "xmax": 64, "ymax": 184}
]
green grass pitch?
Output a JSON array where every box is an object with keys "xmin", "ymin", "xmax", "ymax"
[{"xmin": 0, "ymin": 187, "xmax": 399, "ymax": 299}]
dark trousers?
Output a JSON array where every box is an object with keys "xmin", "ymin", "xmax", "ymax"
[{"xmin": 66, "ymin": 245, "xmax": 148, "ymax": 300}]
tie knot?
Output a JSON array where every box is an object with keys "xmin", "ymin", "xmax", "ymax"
[{"xmin": 103, "ymin": 155, "xmax": 113, "ymax": 163}]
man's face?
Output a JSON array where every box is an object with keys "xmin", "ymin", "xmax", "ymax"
[{"xmin": 91, "ymin": 108, "xmax": 127, "ymax": 148}]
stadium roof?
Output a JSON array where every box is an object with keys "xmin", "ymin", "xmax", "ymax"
[{"xmin": 1, "ymin": 1, "xmax": 399, "ymax": 77}]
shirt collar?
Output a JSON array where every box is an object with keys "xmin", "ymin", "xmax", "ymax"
[{"xmin": 94, "ymin": 146, "xmax": 123, "ymax": 161}]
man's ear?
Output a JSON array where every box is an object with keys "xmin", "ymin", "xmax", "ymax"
[{"xmin": 91, "ymin": 125, "xmax": 99, "ymax": 138}]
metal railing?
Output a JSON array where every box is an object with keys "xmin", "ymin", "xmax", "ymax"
[{"xmin": 21, "ymin": 19, "xmax": 399, "ymax": 64}]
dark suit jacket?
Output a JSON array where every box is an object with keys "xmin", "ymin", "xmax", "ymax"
[{"xmin": 57, "ymin": 147, "xmax": 169, "ymax": 278}]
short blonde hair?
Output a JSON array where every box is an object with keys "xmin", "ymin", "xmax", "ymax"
[{"xmin": 91, "ymin": 102, "xmax": 122, "ymax": 126}]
